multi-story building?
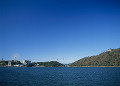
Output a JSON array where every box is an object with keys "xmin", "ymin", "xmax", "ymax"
[{"xmin": 23, "ymin": 60, "xmax": 31, "ymax": 65}]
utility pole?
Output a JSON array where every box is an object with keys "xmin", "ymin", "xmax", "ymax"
[{"xmin": 2, "ymin": 58, "xmax": 3, "ymax": 61}]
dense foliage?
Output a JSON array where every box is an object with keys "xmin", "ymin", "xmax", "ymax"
[
  {"xmin": 70, "ymin": 48, "xmax": 120, "ymax": 66},
  {"xmin": 32, "ymin": 61, "xmax": 64, "ymax": 67},
  {"xmin": 0, "ymin": 60, "xmax": 22, "ymax": 67}
]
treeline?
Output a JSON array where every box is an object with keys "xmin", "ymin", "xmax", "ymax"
[
  {"xmin": 70, "ymin": 48, "xmax": 120, "ymax": 67},
  {"xmin": 0, "ymin": 60, "xmax": 22, "ymax": 67},
  {"xmin": 32, "ymin": 61, "xmax": 64, "ymax": 67}
]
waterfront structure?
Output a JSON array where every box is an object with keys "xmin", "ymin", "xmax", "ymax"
[
  {"xmin": 14, "ymin": 64, "xmax": 24, "ymax": 67},
  {"xmin": 8, "ymin": 60, "xmax": 11, "ymax": 66},
  {"xmin": 23, "ymin": 60, "xmax": 31, "ymax": 65}
]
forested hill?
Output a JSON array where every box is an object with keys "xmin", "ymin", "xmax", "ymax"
[
  {"xmin": 70, "ymin": 48, "xmax": 120, "ymax": 67},
  {"xmin": 32, "ymin": 61, "xmax": 64, "ymax": 67}
]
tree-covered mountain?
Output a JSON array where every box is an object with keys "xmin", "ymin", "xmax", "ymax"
[
  {"xmin": 70, "ymin": 48, "xmax": 120, "ymax": 67},
  {"xmin": 32, "ymin": 61, "xmax": 64, "ymax": 67}
]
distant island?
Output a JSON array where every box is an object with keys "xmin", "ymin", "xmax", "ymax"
[
  {"xmin": 32, "ymin": 61, "xmax": 64, "ymax": 67},
  {"xmin": 70, "ymin": 48, "xmax": 120, "ymax": 67}
]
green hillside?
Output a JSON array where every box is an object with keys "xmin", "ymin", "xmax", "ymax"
[
  {"xmin": 70, "ymin": 48, "xmax": 120, "ymax": 67},
  {"xmin": 32, "ymin": 61, "xmax": 64, "ymax": 67}
]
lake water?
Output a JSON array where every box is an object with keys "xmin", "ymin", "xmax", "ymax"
[{"xmin": 0, "ymin": 67, "xmax": 120, "ymax": 86}]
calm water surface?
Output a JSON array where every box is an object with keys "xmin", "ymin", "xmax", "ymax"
[{"xmin": 0, "ymin": 67, "xmax": 120, "ymax": 86}]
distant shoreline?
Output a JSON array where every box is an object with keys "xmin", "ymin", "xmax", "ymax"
[
  {"xmin": 70, "ymin": 66, "xmax": 120, "ymax": 67},
  {"xmin": 0, "ymin": 66, "xmax": 120, "ymax": 67}
]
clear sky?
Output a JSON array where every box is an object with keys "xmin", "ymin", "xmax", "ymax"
[{"xmin": 0, "ymin": 0, "xmax": 120, "ymax": 64}]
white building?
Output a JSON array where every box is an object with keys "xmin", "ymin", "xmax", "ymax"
[
  {"xmin": 8, "ymin": 60, "xmax": 11, "ymax": 66},
  {"xmin": 108, "ymin": 49, "xmax": 112, "ymax": 52}
]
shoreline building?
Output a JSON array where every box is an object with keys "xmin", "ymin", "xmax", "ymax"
[
  {"xmin": 23, "ymin": 60, "xmax": 31, "ymax": 65},
  {"xmin": 8, "ymin": 60, "xmax": 11, "ymax": 66}
]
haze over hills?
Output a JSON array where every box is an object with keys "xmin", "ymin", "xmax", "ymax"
[{"xmin": 70, "ymin": 48, "xmax": 120, "ymax": 67}]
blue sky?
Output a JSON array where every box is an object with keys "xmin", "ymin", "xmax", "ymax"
[{"xmin": 0, "ymin": 0, "xmax": 120, "ymax": 63}]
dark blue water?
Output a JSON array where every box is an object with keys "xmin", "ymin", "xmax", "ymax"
[{"xmin": 0, "ymin": 67, "xmax": 120, "ymax": 86}]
